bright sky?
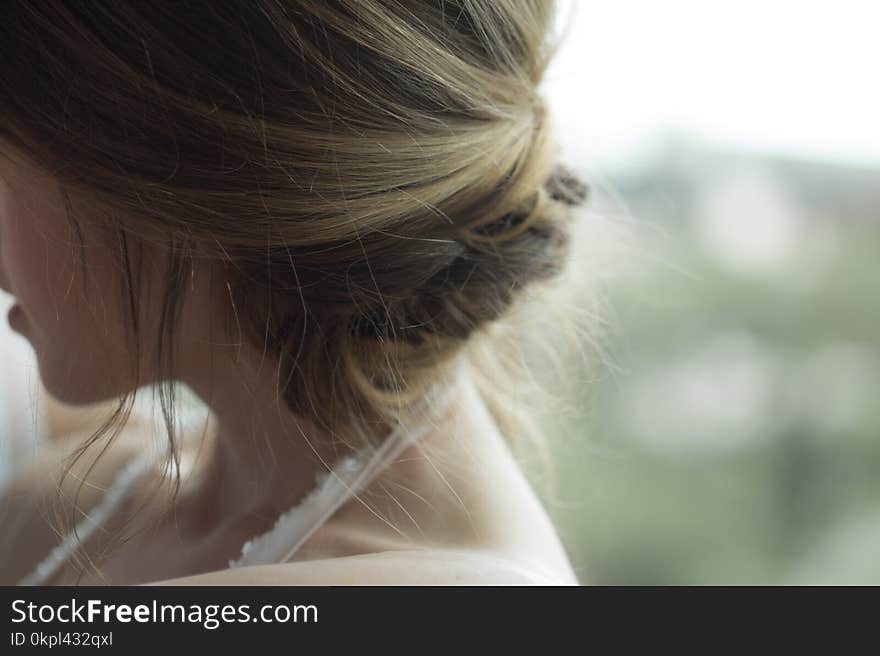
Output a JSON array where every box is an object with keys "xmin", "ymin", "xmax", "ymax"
[{"xmin": 541, "ymin": 0, "xmax": 880, "ymax": 173}]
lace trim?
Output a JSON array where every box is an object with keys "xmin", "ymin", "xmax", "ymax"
[{"xmin": 226, "ymin": 452, "xmax": 366, "ymax": 568}]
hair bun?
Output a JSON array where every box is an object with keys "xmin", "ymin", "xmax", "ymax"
[{"xmin": 349, "ymin": 159, "xmax": 588, "ymax": 347}]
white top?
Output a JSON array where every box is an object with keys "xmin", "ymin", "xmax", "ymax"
[{"xmin": 17, "ymin": 361, "xmax": 464, "ymax": 586}]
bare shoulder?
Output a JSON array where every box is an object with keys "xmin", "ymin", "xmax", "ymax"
[{"xmin": 147, "ymin": 549, "xmax": 573, "ymax": 586}]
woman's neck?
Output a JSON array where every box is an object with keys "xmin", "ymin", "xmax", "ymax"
[
  {"xmin": 173, "ymin": 344, "xmax": 465, "ymax": 540},
  {"xmin": 174, "ymin": 347, "xmax": 361, "ymax": 536}
]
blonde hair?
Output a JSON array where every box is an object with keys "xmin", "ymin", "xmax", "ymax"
[{"xmin": 0, "ymin": 1, "xmax": 598, "ymax": 580}]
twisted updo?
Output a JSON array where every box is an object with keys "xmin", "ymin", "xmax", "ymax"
[{"xmin": 0, "ymin": 1, "xmax": 591, "ymax": 505}]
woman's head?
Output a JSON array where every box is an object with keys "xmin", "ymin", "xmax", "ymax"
[{"xmin": 1, "ymin": 0, "xmax": 587, "ymax": 433}]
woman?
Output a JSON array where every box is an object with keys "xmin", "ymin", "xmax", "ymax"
[{"xmin": 0, "ymin": 1, "xmax": 589, "ymax": 585}]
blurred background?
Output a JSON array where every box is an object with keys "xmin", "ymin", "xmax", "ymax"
[
  {"xmin": 1, "ymin": 0, "xmax": 877, "ymax": 584},
  {"xmin": 533, "ymin": 0, "xmax": 880, "ymax": 584}
]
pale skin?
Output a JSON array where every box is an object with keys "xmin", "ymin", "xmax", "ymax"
[{"xmin": 0, "ymin": 142, "xmax": 579, "ymax": 586}]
